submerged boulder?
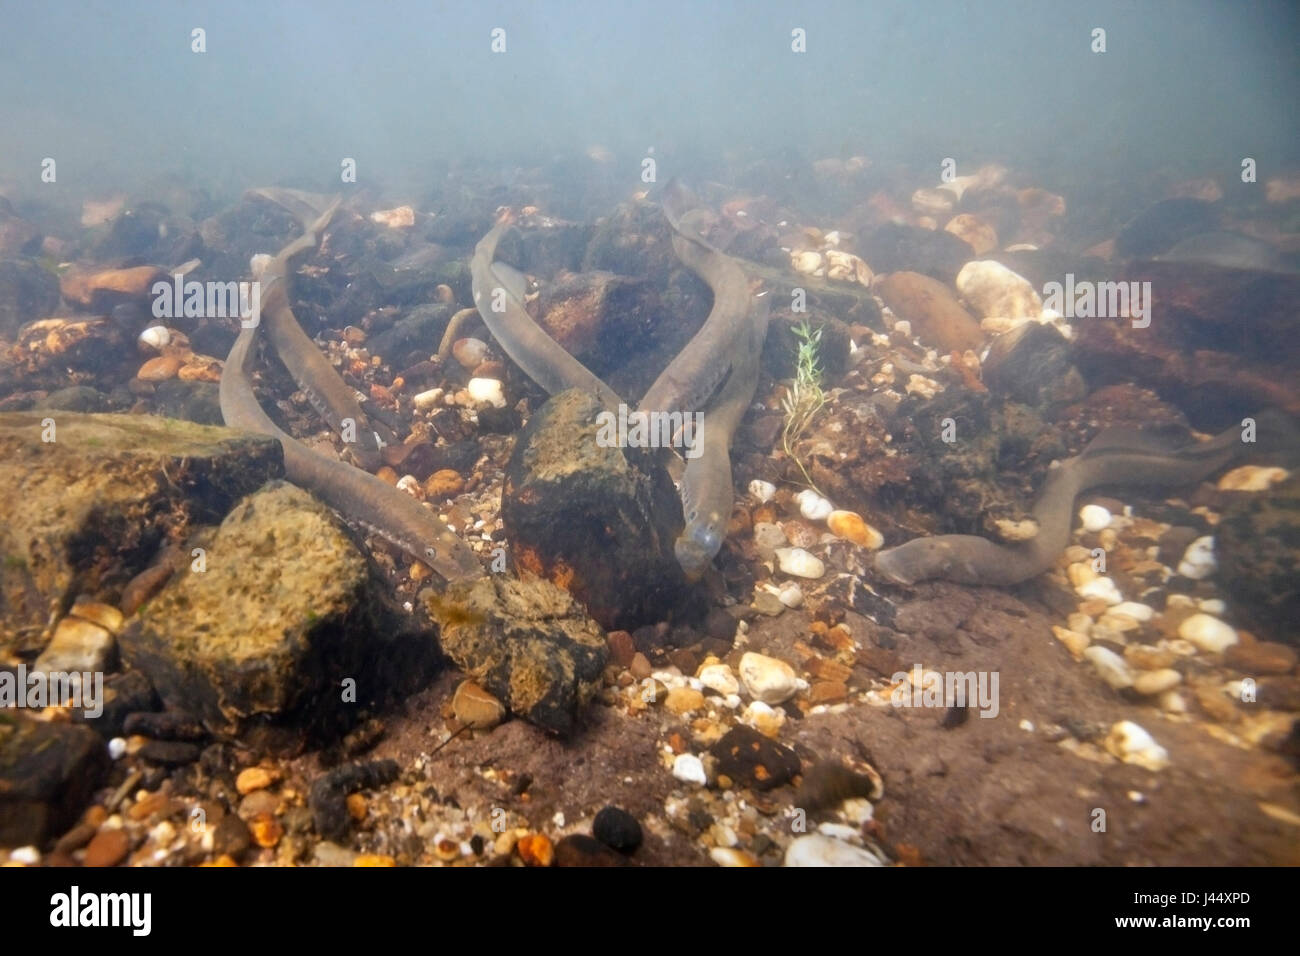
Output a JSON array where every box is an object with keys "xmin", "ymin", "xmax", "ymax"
[
  {"xmin": 1216, "ymin": 476, "xmax": 1300, "ymax": 648},
  {"xmin": 502, "ymin": 388, "xmax": 688, "ymax": 631},
  {"xmin": 427, "ymin": 573, "xmax": 608, "ymax": 737},
  {"xmin": 0, "ymin": 412, "xmax": 280, "ymax": 660},
  {"xmin": 119, "ymin": 482, "xmax": 433, "ymax": 748},
  {"xmin": 0, "ymin": 715, "xmax": 109, "ymax": 846}
]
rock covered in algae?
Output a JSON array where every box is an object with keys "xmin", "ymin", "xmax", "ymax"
[
  {"xmin": 0, "ymin": 412, "xmax": 281, "ymax": 659},
  {"xmin": 427, "ymin": 573, "xmax": 609, "ymax": 737},
  {"xmin": 1216, "ymin": 475, "xmax": 1300, "ymax": 647},
  {"xmin": 119, "ymin": 482, "xmax": 433, "ymax": 748},
  {"xmin": 501, "ymin": 388, "xmax": 688, "ymax": 631}
]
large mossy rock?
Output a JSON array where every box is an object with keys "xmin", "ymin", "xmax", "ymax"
[
  {"xmin": 0, "ymin": 412, "xmax": 281, "ymax": 659},
  {"xmin": 119, "ymin": 482, "xmax": 433, "ymax": 748},
  {"xmin": 501, "ymin": 388, "xmax": 688, "ymax": 631}
]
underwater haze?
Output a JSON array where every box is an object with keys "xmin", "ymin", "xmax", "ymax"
[{"xmin": 1, "ymin": 0, "xmax": 1297, "ymax": 199}]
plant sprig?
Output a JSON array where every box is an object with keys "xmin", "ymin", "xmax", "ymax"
[{"xmin": 780, "ymin": 320, "xmax": 827, "ymax": 492}]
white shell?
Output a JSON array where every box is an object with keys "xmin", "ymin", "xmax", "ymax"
[
  {"xmin": 748, "ymin": 479, "xmax": 776, "ymax": 503},
  {"xmin": 138, "ymin": 325, "xmax": 170, "ymax": 350}
]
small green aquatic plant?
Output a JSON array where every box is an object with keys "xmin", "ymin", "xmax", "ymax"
[{"xmin": 780, "ymin": 320, "xmax": 827, "ymax": 491}]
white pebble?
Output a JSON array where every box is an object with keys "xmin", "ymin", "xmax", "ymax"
[
  {"xmin": 1197, "ymin": 598, "xmax": 1226, "ymax": 615},
  {"xmin": 1104, "ymin": 720, "xmax": 1169, "ymax": 771},
  {"xmin": 466, "ymin": 377, "xmax": 507, "ymax": 408},
  {"xmin": 739, "ymin": 652, "xmax": 806, "ymax": 704},
  {"xmin": 740, "ymin": 700, "xmax": 785, "ymax": 735},
  {"xmin": 1177, "ymin": 613, "xmax": 1238, "ymax": 654},
  {"xmin": 671, "ymin": 753, "xmax": 707, "ymax": 786},
  {"xmin": 138, "ymin": 325, "xmax": 170, "ymax": 350},
  {"xmin": 774, "ymin": 547, "xmax": 825, "ymax": 579},
  {"xmin": 1076, "ymin": 576, "xmax": 1123, "ymax": 605},
  {"xmin": 412, "ymin": 387, "xmax": 444, "ymax": 410},
  {"xmin": 784, "ymin": 834, "xmax": 885, "ymax": 867},
  {"xmin": 1084, "ymin": 645, "xmax": 1135, "ymax": 689},
  {"xmin": 1133, "ymin": 669, "xmax": 1182, "ymax": 696},
  {"xmin": 396, "ymin": 474, "xmax": 421, "ymax": 496},
  {"xmin": 1079, "ymin": 504, "xmax": 1112, "ymax": 533},
  {"xmin": 777, "ymin": 583, "xmax": 804, "ymax": 608},
  {"xmin": 8, "ymin": 846, "xmax": 40, "ymax": 865},
  {"xmin": 748, "ymin": 479, "xmax": 776, "ymax": 503},
  {"xmin": 1111, "ymin": 601, "xmax": 1154, "ymax": 623},
  {"xmin": 698, "ymin": 664, "xmax": 739, "ymax": 697},
  {"xmin": 1177, "ymin": 535, "xmax": 1216, "ymax": 579},
  {"xmin": 108, "ymin": 737, "xmax": 127, "ymax": 759},
  {"xmin": 795, "ymin": 489, "xmax": 834, "ymax": 521}
]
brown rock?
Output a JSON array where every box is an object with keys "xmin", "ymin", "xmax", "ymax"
[
  {"xmin": 517, "ymin": 832, "xmax": 554, "ymax": 867},
  {"xmin": 1224, "ymin": 641, "xmax": 1297, "ymax": 676},
  {"xmin": 809, "ymin": 680, "xmax": 848, "ymax": 704},
  {"xmin": 607, "ymin": 630, "xmax": 636, "ymax": 668},
  {"xmin": 424, "ymin": 468, "xmax": 465, "ymax": 498},
  {"xmin": 83, "ymin": 828, "xmax": 130, "ymax": 867},
  {"xmin": 664, "ymin": 687, "xmax": 706, "ymax": 715},
  {"xmin": 874, "ymin": 271, "xmax": 984, "ymax": 352},
  {"xmin": 451, "ymin": 679, "xmax": 506, "ymax": 729}
]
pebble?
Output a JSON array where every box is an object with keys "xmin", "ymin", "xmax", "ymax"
[
  {"xmin": 753, "ymin": 521, "xmax": 789, "ymax": 559},
  {"xmin": 777, "ymin": 582, "xmax": 804, "ymax": 608},
  {"xmin": 697, "ymin": 664, "xmax": 739, "ymax": 697},
  {"xmin": 8, "ymin": 846, "xmax": 40, "ymax": 865},
  {"xmin": 748, "ymin": 479, "xmax": 776, "ymax": 503},
  {"xmin": 83, "ymin": 828, "xmax": 129, "ymax": 867},
  {"xmin": 1052, "ymin": 625, "xmax": 1090, "ymax": 661},
  {"xmin": 955, "ymin": 259, "xmax": 1043, "ymax": 321},
  {"xmin": 1084, "ymin": 645, "xmax": 1135, "ymax": 689},
  {"xmin": 826, "ymin": 510, "xmax": 884, "ymax": 549},
  {"xmin": 774, "ymin": 547, "xmax": 825, "ymax": 579},
  {"xmin": 739, "ymin": 652, "xmax": 805, "ymax": 704},
  {"xmin": 1177, "ymin": 535, "xmax": 1217, "ymax": 580},
  {"xmin": 136, "ymin": 354, "xmax": 183, "ymax": 382},
  {"xmin": 671, "ymin": 753, "xmax": 707, "ymax": 785},
  {"xmin": 795, "ymin": 489, "xmax": 834, "ymax": 522},
  {"xmin": 1125, "ymin": 644, "xmax": 1176, "ymax": 671},
  {"xmin": 467, "ymin": 377, "xmax": 506, "ymax": 408},
  {"xmin": 784, "ymin": 833, "xmax": 885, "ymax": 867},
  {"xmin": 424, "ymin": 468, "xmax": 465, "ymax": 498},
  {"xmin": 1104, "ymin": 720, "xmax": 1169, "ymax": 771},
  {"xmin": 451, "ymin": 337, "xmax": 490, "ymax": 369},
  {"xmin": 1224, "ymin": 641, "xmax": 1298, "ymax": 676},
  {"xmin": 1079, "ymin": 504, "xmax": 1112, "ymax": 533},
  {"xmin": 664, "ymin": 687, "xmax": 706, "ymax": 715},
  {"xmin": 944, "ymin": 213, "xmax": 998, "ymax": 255},
  {"xmin": 1178, "ymin": 614, "xmax": 1238, "ymax": 654},
  {"xmin": 710, "ymin": 847, "xmax": 761, "ymax": 867},
  {"xmin": 517, "ymin": 833, "xmax": 554, "ymax": 867},
  {"xmin": 412, "ymin": 387, "xmax": 445, "ymax": 410},
  {"xmin": 740, "ymin": 701, "xmax": 786, "ymax": 737},
  {"xmin": 235, "ymin": 767, "xmax": 277, "ymax": 795},
  {"xmin": 1216, "ymin": 465, "xmax": 1288, "ymax": 491},
  {"xmin": 791, "ymin": 250, "xmax": 824, "ymax": 275},
  {"xmin": 1076, "ymin": 577, "xmax": 1123, "ymax": 605},
  {"xmin": 592, "ymin": 806, "xmax": 642, "ymax": 853},
  {"xmin": 711, "ymin": 726, "xmax": 801, "ymax": 791},
  {"xmin": 452, "ymin": 680, "xmax": 506, "ymax": 729},
  {"xmin": 107, "ymin": 737, "xmax": 127, "ymax": 760},
  {"xmin": 35, "ymin": 616, "xmax": 114, "ymax": 674},
  {"xmin": 629, "ymin": 653, "xmax": 652, "ymax": 680},
  {"xmin": 1111, "ymin": 601, "xmax": 1154, "ymax": 623},
  {"xmin": 1133, "ymin": 669, "xmax": 1183, "ymax": 696}
]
